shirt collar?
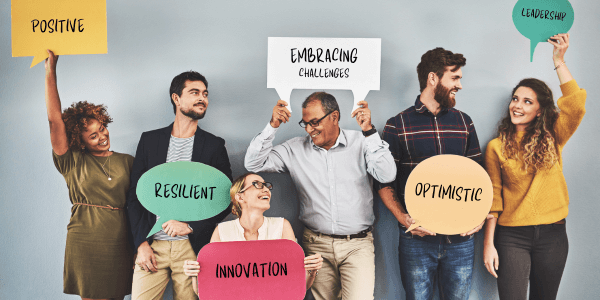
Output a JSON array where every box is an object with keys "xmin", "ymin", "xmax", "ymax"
[
  {"xmin": 414, "ymin": 95, "xmax": 449, "ymax": 116},
  {"xmin": 309, "ymin": 128, "xmax": 346, "ymax": 150}
]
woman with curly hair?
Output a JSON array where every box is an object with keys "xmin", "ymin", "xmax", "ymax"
[
  {"xmin": 45, "ymin": 50, "xmax": 133, "ymax": 300},
  {"xmin": 483, "ymin": 34, "xmax": 586, "ymax": 300},
  {"xmin": 182, "ymin": 172, "xmax": 323, "ymax": 295}
]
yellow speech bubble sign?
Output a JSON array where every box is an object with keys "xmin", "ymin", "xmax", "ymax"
[
  {"xmin": 404, "ymin": 155, "xmax": 492, "ymax": 235},
  {"xmin": 11, "ymin": 0, "xmax": 107, "ymax": 68}
]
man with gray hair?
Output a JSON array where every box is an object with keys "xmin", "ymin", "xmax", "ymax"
[{"xmin": 245, "ymin": 92, "xmax": 396, "ymax": 300}]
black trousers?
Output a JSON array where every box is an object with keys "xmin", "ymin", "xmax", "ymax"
[{"xmin": 495, "ymin": 223, "xmax": 568, "ymax": 300}]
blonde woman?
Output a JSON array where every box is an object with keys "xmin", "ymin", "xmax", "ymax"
[
  {"xmin": 483, "ymin": 34, "xmax": 586, "ymax": 300},
  {"xmin": 183, "ymin": 172, "xmax": 323, "ymax": 294}
]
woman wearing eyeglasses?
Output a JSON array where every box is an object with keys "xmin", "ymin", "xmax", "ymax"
[{"xmin": 183, "ymin": 172, "xmax": 323, "ymax": 293}]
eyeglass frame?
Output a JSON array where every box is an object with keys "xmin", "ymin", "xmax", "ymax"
[
  {"xmin": 298, "ymin": 110, "xmax": 336, "ymax": 128},
  {"xmin": 238, "ymin": 180, "xmax": 273, "ymax": 193}
]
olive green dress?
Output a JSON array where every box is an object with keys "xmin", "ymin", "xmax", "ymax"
[{"xmin": 53, "ymin": 149, "xmax": 134, "ymax": 298}]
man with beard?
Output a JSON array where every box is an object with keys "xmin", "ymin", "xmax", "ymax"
[
  {"xmin": 377, "ymin": 48, "xmax": 485, "ymax": 300},
  {"xmin": 127, "ymin": 71, "xmax": 232, "ymax": 299}
]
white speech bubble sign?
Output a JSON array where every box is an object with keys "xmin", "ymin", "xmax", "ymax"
[{"xmin": 267, "ymin": 37, "xmax": 381, "ymax": 114}]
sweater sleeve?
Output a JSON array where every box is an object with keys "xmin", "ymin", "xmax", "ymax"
[
  {"xmin": 485, "ymin": 139, "xmax": 503, "ymax": 218},
  {"xmin": 554, "ymin": 80, "xmax": 586, "ymax": 146}
]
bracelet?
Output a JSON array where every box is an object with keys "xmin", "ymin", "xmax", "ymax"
[
  {"xmin": 308, "ymin": 270, "xmax": 319, "ymax": 276},
  {"xmin": 554, "ymin": 61, "xmax": 565, "ymax": 70}
]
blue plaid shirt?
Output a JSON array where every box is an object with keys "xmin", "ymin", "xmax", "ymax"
[{"xmin": 378, "ymin": 96, "xmax": 482, "ymax": 211}]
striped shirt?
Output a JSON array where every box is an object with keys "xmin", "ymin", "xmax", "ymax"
[
  {"xmin": 153, "ymin": 135, "xmax": 195, "ymax": 241},
  {"xmin": 379, "ymin": 96, "xmax": 482, "ymax": 211}
]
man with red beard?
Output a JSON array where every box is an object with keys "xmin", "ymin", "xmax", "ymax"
[{"xmin": 377, "ymin": 48, "xmax": 484, "ymax": 300}]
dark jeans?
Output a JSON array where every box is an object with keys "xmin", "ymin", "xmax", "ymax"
[
  {"xmin": 398, "ymin": 229, "xmax": 475, "ymax": 300},
  {"xmin": 495, "ymin": 223, "xmax": 568, "ymax": 300}
]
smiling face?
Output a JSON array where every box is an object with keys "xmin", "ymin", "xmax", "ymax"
[
  {"xmin": 173, "ymin": 80, "xmax": 209, "ymax": 120},
  {"xmin": 301, "ymin": 101, "xmax": 340, "ymax": 150},
  {"xmin": 81, "ymin": 118, "xmax": 110, "ymax": 156},
  {"xmin": 510, "ymin": 86, "xmax": 541, "ymax": 131},
  {"xmin": 236, "ymin": 174, "xmax": 271, "ymax": 213},
  {"xmin": 434, "ymin": 66, "xmax": 462, "ymax": 108}
]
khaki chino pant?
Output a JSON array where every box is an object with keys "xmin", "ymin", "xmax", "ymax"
[
  {"xmin": 302, "ymin": 228, "xmax": 375, "ymax": 300},
  {"xmin": 131, "ymin": 240, "xmax": 198, "ymax": 300}
]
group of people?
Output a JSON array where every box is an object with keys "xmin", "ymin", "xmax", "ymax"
[{"xmin": 44, "ymin": 33, "xmax": 585, "ymax": 300}]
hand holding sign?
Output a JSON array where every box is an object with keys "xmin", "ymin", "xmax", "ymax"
[
  {"xmin": 267, "ymin": 37, "xmax": 381, "ymax": 113},
  {"xmin": 11, "ymin": 0, "xmax": 107, "ymax": 68},
  {"xmin": 404, "ymin": 155, "xmax": 493, "ymax": 235},
  {"xmin": 197, "ymin": 240, "xmax": 306, "ymax": 300},
  {"xmin": 350, "ymin": 100, "xmax": 373, "ymax": 132},
  {"xmin": 270, "ymin": 100, "xmax": 292, "ymax": 128},
  {"xmin": 136, "ymin": 161, "xmax": 232, "ymax": 238},
  {"xmin": 512, "ymin": 0, "xmax": 574, "ymax": 62}
]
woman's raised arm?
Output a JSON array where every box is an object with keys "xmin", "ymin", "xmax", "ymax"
[{"xmin": 44, "ymin": 49, "xmax": 68, "ymax": 155}]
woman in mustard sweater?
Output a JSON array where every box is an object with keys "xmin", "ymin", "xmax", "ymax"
[{"xmin": 483, "ymin": 33, "xmax": 586, "ymax": 300}]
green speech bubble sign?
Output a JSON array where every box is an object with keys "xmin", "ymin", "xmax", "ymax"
[
  {"xmin": 512, "ymin": 0, "xmax": 574, "ymax": 62},
  {"xmin": 136, "ymin": 161, "xmax": 232, "ymax": 238}
]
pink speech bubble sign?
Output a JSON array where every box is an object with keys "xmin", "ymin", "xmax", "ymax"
[{"xmin": 197, "ymin": 239, "xmax": 306, "ymax": 300}]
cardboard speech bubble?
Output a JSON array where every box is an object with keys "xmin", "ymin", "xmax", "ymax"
[
  {"xmin": 267, "ymin": 37, "xmax": 381, "ymax": 114},
  {"xmin": 11, "ymin": 0, "xmax": 107, "ymax": 68},
  {"xmin": 512, "ymin": 0, "xmax": 574, "ymax": 62},
  {"xmin": 136, "ymin": 161, "xmax": 232, "ymax": 238},
  {"xmin": 404, "ymin": 155, "xmax": 493, "ymax": 235},
  {"xmin": 197, "ymin": 240, "xmax": 306, "ymax": 300}
]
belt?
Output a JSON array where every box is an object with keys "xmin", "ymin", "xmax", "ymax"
[
  {"xmin": 552, "ymin": 219, "xmax": 566, "ymax": 225},
  {"xmin": 316, "ymin": 226, "xmax": 373, "ymax": 239},
  {"xmin": 73, "ymin": 203, "xmax": 123, "ymax": 210}
]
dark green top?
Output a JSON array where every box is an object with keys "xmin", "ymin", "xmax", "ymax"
[{"xmin": 53, "ymin": 149, "xmax": 134, "ymax": 298}]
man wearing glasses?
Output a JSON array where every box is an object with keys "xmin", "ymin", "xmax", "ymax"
[{"xmin": 245, "ymin": 92, "xmax": 396, "ymax": 300}]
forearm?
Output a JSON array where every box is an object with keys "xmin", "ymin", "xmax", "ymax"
[
  {"xmin": 364, "ymin": 134, "xmax": 396, "ymax": 183},
  {"xmin": 305, "ymin": 272, "xmax": 316, "ymax": 290},
  {"xmin": 45, "ymin": 69, "xmax": 62, "ymax": 122},
  {"xmin": 483, "ymin": 217, "xmax": 497, "ymax": 246},
  {"xmin": 555, "ymin": 60, "xmax": 573, "ymax": 85},
  {"xmin": 244, "ymin": 123, "xmax": 287, "ymax": 173},
  {"xmin": 378, "ymin": 186, "xmax": 407, "ymax": 222}
]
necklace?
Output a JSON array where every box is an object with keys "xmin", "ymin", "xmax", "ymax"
[{"xmin": 93, "ymin": 154, "xmax": 111, "ymax": 181}]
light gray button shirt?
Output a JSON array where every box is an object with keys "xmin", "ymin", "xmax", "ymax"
[{"xmin": 245, "ymin": 123, "xmax": 396, "ymax": 235}]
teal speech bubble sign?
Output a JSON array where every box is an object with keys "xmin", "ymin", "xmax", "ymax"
[
  {"xmin": 512, "ymin": 0, "xmax": 574, "ymax": 62},
  {"xmin": 136, "ymin": 161, "xmax": 232, "ymax": 238}
]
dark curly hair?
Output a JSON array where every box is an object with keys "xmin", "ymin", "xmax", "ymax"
[
  {"xmin": 61, "ymin": 101, "xmax": 113, "ymax": 153},
  {"xmin": 417, "ymin": 47, "xmax": 466, "ymax": 92},
  {"xmin": 497, "ymin": 78, "xmax": 559, "ymax": 172}
]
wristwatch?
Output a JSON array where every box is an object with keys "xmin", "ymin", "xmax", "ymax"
[{"xmin": 362, "ymin": 125, "xmax": 377, "ymax": 137}]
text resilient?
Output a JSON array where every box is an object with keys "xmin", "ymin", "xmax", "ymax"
[{"xmin": 154, "ymin": 183, "xmax": 216, "ymax": 200}]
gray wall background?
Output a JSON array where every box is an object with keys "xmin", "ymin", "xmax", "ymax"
[{"xmin": 1, "ymin": 1, "xmax": 598, "ymax": 299}]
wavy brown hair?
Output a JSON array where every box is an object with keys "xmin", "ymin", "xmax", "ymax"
[
  {"xmin": 229, "ymin": 172, "xmax": 258, "ymax": 218},
  {"xmin": 498, "ymin": 78, "xmax": 559, "ymax": 172},
  {"xmin": 62, "ymin": 101, "xmax": 112, "ymax": 153}
]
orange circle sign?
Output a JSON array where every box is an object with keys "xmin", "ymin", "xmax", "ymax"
[{"xmin": 404, "ymin": 154, "xmax": 493, "ymax": 235}]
